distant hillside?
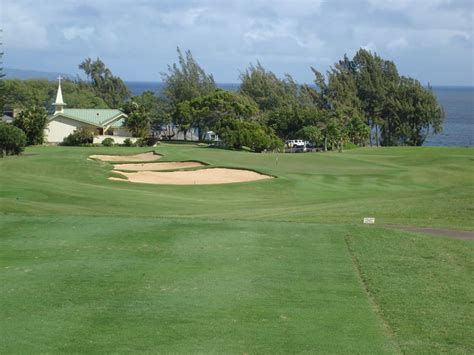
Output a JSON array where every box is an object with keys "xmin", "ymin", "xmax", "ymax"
[{"xmin": 3, "ymin": 68, "xmax": 75, "ymax": 81}]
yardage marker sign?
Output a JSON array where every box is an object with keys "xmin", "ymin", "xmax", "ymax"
[{"xmin": 363, "ymin": 217, "xmax": 375, "ymax": 224}]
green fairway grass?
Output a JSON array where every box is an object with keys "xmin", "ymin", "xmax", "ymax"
[
  {"xmin": 346, "ymin": 227, "xmax": 473, "ymax": 354},
  {"xmin": 0, "ymin": 144, "xmax": 472, "ymax": 353},
  {"xmin": 1, "ymin": 145, "xmax": 472, "ymax": 228}
]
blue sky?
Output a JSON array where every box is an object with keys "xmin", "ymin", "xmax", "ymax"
[{"xmin": 2, "ymin": 0, "xmax": 473, "ymax": 85}]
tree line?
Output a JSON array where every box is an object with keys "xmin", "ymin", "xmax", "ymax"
[{"xmin": 0, "ymin": 47, "xmax": 444, "ymax": 155}]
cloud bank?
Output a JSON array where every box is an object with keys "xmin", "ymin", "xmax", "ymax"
[{"xmin": 2, "ymin": 0, "xmax": 473, "ymax": 85}]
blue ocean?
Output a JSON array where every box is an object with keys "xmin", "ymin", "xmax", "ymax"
[
  {"xmin": 126, "ymin": 82, "xmax": 473, "ymax": 147},
  {"xmin": 423, "ymin": 87, "xmax": 473, "ymax": 147}
]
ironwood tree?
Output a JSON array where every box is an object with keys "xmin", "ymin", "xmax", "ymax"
[{"xmin": 79, "ymin": 58, "xmax": 131, "ymax": 108}]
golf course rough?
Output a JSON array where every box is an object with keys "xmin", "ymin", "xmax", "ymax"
[{"xmin": 0, "ymin": 144, "xmax": 472, "ymax": 353}]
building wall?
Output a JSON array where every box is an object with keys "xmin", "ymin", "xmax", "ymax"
[
  {"xmin": 111, "ymin": 127, "xmax": 133, "ymax": 137},
  {"xmin": 93, "ymin": 135, "xmax": 137, "ymax": 144},
  {"xmin": 159, "ymin": 125, "xmax": 200, "ymax": 141},
  {"xmin": 174, "ymin": 128, "xmax": 199, "ymax": 141},
  {"xmin": 45, "ymin": 115, "xmax": 134, "ymax": 143},
  {"xmin": 1, "ymin": 115, "xmax": 14, "ymax": 124},
  {"xmin": 45, "ymin": 116, "xmax": 96, "ymax": 143}
]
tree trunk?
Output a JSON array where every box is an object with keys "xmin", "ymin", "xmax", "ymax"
[
  {"xmin": 375, "ymin": 125, "xmax": 379, "ymax": 146},
  {"xmin": 369, "ymin": 119, "xmax": 373, "ymax": 146}
]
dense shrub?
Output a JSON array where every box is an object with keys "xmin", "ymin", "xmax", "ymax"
[
  {"xmin": 136, "ymin": 136, "xmax": 159, "ymax": 147},
  {"xmin": 343, "ymin": 142, "xmax": 359, "ymax": 150},
  {"xmin": 102, "ymin": 137, "xmax": 115, "ymax": 146},
  {"xmin": 62, "ymin": 127, "xmax": 94, "ymax": 146},
  {"xmin": 217, "ymin": 119, "xmax": 283, "ymax": 152},
  {"xmin": 0, "ymin": 122, "xmax": 27, "ymax": 157},
  {"xmin": 123, "ymin": 138, "xmax": 134, "ymax": 147},
  {"xmin": 13, "ymin": 107, "xmax": 48, "ymax": 145},
  {"xmin": 123, "ymin": 111, "xmax": 150, "ymax": 138}
]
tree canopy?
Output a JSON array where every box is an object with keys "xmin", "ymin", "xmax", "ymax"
[
  {"xmin": 13, "ymin": 107, "xmax": 49, "ymax": 145},
  {"xmin": 239, "ymin": 62, "xmax": 301, "ymax": 111},
  {"xmin": 324, "ymin": 49, "xmax": 444, "ymax": 146},
  {"xmin": 161, "ymin": 48, "xmax": 216, "ymax": 105},
  {"xmin": 1, "ymin": 79, "xmax": 108, "ymax": 111},
  {"xmin": 277, "ymin": 49, "xmax": 445, "ymax": 148},
  {"xmin": 0, "ymin": 32, "xmax": 4, "ymax": 79},
  {"xmin": 122, "ymin": 99, "xmax": 151, "ymax": 138},
  {"xmin": 174, "ymin": 89, "xmax": 259, "ymax": 140},
  {"xmin": 79, "ymin": 57, "xmax": 131, "ymax": 108},
  {"xmin": 1, "ymin": 48, "xmax": 444, "ymax": 150},
  {"xmin": 0, "ymin": 45, "xmax": 6, "ymax": 111}
]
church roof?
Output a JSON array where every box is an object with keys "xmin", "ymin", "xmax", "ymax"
[{"xmin": 51, "ymin": 108, "xmax": 127, "ymax": 127}]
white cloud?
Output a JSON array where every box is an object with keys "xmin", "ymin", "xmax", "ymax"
[
  {"xmin": 361, "ymin": 42, "xmax": 378, "ymax": 52},
  {"xmin": 367, "ymin": 0, "xmax": 443, "ymax": 11},
  {"xmin": 62, "ymin": 26, "xmax": 95, "ymax": 41},
  {"xmin": 158, "ymin": 7, "xmax": 206, "ymax": 27},
  {"xmin": 2, "ymin": 2, "xmax": 49, "ymax": 50},
  {"xmin": 244, "ymin": 19, "xmax": 294, "ymax": 42},
  {"xmin": 387, "ymin": 37, "xmax": 409, "ymax": 51},
  {"xmin": 95, "ymin": 28, "xmax": 120, "ymax": 53},
  {"xmin": 257, "ymin": 0, "xmax": 323, "ymax": 17},
  {"xmin": 243, "ymin": 17, "xmax": 324, "ymax": 58},
  {"xmin": 3, "ymin": 0, "xmax": 473, "ymax": 84}
]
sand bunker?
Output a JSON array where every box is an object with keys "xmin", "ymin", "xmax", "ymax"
[
  {"xmin": 113, "ymin": 161, "xmax": 204, "ymax": 171},
  {"xmin": 110, "ymin": 168, "xmax": 273, "ymax": 185},
  {"xmin": 89, "ymin": 152, "xmax": 161, "ymax": 162}
]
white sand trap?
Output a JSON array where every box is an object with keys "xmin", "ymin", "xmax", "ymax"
[
  {"xmin": 89, "ymin": 152, "xmax": 161, "ymax": 162},
  {"xmin": 113, "ymin": 161, "xmax": 204, "ymax": 171},
  {"xmin": 110, "ymin": 168, "xmax": 273, "ymax": 185}
]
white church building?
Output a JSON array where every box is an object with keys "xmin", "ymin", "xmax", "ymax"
[{"xmin": 45, "ymin": 77, "xmax": 134, "ymax": 144}]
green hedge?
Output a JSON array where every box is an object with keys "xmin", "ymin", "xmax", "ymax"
[{"xmin": 62, "ymin": 127, "xmax": 94, "ymax": 146}]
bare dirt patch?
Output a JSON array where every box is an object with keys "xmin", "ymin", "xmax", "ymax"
[
  {"xmin": 89, "ymin": 152, "xmax": 161, "ymax": 162},
  {"xmin": 110, "ymin": 167, "xmax": 273, "ymax": 185},
  {"xmin": 113, "ymin": 161, "xmax": 204, "ymax": 171},
  {"xmin": 387, "ymin": 225, "xmax": 474, "ymax": 241}
]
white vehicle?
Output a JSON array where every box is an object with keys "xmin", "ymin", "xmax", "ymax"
[
  {"xmin": 285, "ymin": 139, "xmax": 306, "ymax": 149},
  {"xmin": 204, "ymin": 131, "xmax": 220, "ymax": 142}
]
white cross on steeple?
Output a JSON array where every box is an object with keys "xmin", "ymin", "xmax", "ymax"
[{"xmin": 53, "ymin": 75, "xmax": 66, "ymax": 114}]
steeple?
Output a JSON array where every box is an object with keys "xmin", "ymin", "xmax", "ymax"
[{"xmin": 53, "ymin": 76, "xmax": 66, "ymax": 114}]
